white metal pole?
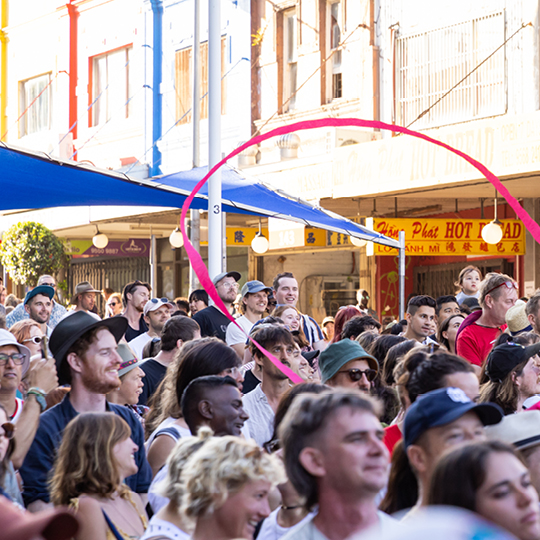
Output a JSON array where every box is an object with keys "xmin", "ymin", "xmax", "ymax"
[
  {"xmin": 208, "ymin": 0, "xmax": 222, "ymax": 280},
  {"xmin": 398, "ymin": 230, "xmax": 406, "ymax": 320},
  {"xmin": 190, "ymin": 0, "xmax": 201, "ymax": 292},
  {"xmin": 150, "ymin": 233, "xmax": 157, "ymax": 295}
]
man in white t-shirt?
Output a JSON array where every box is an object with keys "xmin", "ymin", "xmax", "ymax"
[
  {"xmin": 128, "ymin": 298, "xmax": 174, "ymax": 360},
  {"xmin": 280, "ymin": 390, "xmax": 397, "ymax": 540},
  {"xmin": 226, "ymin": 280, "xmax": 271, "ymax": 358}
]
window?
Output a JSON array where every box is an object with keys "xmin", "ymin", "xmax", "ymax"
[
  {"xmin": 329, "ymin": 2, "xmax": 342, "ymax": 99},
  {"xmin": 90, "ymin": 46, "xmax": 132, "ymax": 127},
  {"xmin": 175, "ymin": 37, "xmax": 227, "ymax": 125},
  {"xmin": 19, "ymin": 73, "xmax": 51, "ymax": 137},
  {"xmin": 283, "ymin": 10, "xmax": 298, "ymax": 111},
  {"xmin": 395, "ymin": 12, "xmax": 506, "ymax": 129}
]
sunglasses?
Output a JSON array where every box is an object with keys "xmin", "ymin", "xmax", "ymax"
[
  {"xmin": 484, "ymin": 280, "xmax": 518, "ymax": 297},
  {"xmin": 338, "ymin": 368, "xmax": 377, "ymax": 382},
  {"xmin": 0, "ymin": 422, "xmax": 15, "ymax": 440},
  {"xmin": 0, "ymin": 353, "xmax": 25, "ymax": 366},
  {"xmin": 150, "ymin": 297, "xmax": 169, "ymax": 304},
  {"xmin": 23, "ymin": 336, "xmax": 43, "ymax": 345},
  {"xmin": 41, "ymin": 283, "xmax": 55, "ymax": 288}
]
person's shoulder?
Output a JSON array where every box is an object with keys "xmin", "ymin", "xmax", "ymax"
[
  {"xmin": 109, "ymin": 402, "xmax": 141, "ymax": 428},
  {"xmin": 281, "ymin": 515, "xmax": 321, "ymax": 540}
]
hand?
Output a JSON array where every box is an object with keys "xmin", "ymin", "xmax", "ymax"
[{"xmin": 26, "ymin": 354, "xmax": 58, "ymax": 394}]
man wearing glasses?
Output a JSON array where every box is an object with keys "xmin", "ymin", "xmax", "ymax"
[
  {"xmin": 318, "ymin": 339, "xmax": 379, "ymax": 393},
  {"xmin": 192, "ymin": 272, "xmax": 241, "ymax": 341},
  {"xmin": 456, "ymin": 272, "xmax": 518, "ymax": 374},
  {"xmin": 6, "ymin": 275, "xmax": 66, "ymax": 330}
]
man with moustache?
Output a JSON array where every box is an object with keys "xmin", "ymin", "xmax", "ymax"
[{"xmin": 20, "ymin": 312, "xmax": 152, "ymax": 511}]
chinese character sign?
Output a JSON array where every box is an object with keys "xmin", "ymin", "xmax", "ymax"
[{"xmin": 373, "ymin": 218, "xmax": 525, "ymax": 256}]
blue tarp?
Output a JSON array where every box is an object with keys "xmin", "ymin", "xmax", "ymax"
[{"xmin": 0, "ymin": 143, "xmax": 400, "ymax": 248}]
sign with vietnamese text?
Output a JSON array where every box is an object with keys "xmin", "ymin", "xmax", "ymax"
[{"xmin": 372, "ymin": 218, "xmax": 525, "ymax": 256}]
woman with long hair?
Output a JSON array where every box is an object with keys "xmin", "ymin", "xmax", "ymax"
[
  {"xmin": 182, "ymin": 436, "xmax": 284, "ymax": 540},
  {"xmin": 145, "ymin": 337, "xmax": 243, "ymax": 477},
  {"xmin": 428, "ymin": 441, "xmax": 540, "ymax": 540},
  {"xmin": 50, "ymin": 412, "xmax": 147, "ymax": 540},
  {"xmin": 437, "ymin": 313, "xmax": 465, "ymax": 354},
  {"xmin": 272, "ymin": 306, "xmax": 310, "ymax": 350}
]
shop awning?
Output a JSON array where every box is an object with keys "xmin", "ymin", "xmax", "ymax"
[{"xmin": 0, "ymin": 142, "xmax": 400, "ymax": 248}]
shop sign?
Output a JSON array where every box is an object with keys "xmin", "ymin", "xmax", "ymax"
[
  {"xmin": 269, "ymin": 218, "xmax": 305, "ymax": 250},
  {"xmin": 371, "ymin": 218, "xmax": 525, "ymax": 256},
  {"xmin": 65, "ymin": 238, "xmax": 150, "ymax": 258}
]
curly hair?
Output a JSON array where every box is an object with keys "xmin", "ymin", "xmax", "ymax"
[
  {"xmin": 182, "ymin": 436, "xmax": 284, "ymax": 518},
  {"xmin": 49, "ymin": 412, "xmax": 131, "ymax": 506}
]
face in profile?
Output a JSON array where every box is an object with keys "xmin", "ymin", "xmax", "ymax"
[{"xmin": 475, "ymin": 451, "xmax": 540, "ymax": 540}]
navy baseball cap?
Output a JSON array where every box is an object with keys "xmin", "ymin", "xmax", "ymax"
[
  {"xmin": 403, "ymin": 387, "xmax": 503, "ymax": 449},
  {"xmin": 240, "ymin": 280, "xmax": 271, "ymax": 297},
  {"xmin": 24, "ymin": 285, "xmax": 55, "ymax": 305}
]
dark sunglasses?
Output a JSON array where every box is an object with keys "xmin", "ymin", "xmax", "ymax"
[
  {"xmin": 0, "ymin": 422, "xmax": 15, "ymax": 440},
  {"xmin": 23, "ymin": 336, "xmax": 43, "ymax": 345},
  {"xmin": 41, "ymin": 283, "xmax": 55, "ymax": 288},
  {"xmin": 338, "ymin": 368, "xmax": 377, "ymax": 382},
  {"xmin": 150, "ymin": 297, "xmax": 169, "ymax": 304},
  {"xmin": 263, "ymin": 439, "xmax": 280, "ymax": 454},
  {"xmin": 484, "ymin": 280, "xmax": 518, "ymax": 297}
]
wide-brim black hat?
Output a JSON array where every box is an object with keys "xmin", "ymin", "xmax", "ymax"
[{"xmin": 50, "ymin": 312, "xmax": 128, "ymax": 385}]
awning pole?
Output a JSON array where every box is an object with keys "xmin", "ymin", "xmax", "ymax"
[
  {"xmin": 398, "ymin": 230, "xmax": 406, "ymax": 320},
  {"xmin": 208, "ymin": 0, "xmax": 222, "ymax": 281}
]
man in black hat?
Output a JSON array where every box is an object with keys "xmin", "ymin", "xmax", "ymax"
[
  {"xmin": 192, "ymin": 271, "xmax": 241, "ymax": 341},
  {"xmin": 19, "ymin": 312, "xmax": 152, "ymax": 511}
]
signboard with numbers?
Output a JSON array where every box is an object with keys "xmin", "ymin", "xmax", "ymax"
[
  {"xmin": 371, "ymin": 218, "xmax": 526, "ymax": 256},
  {"xmin": 268, "ymin": 218, "xmax": 305, "ymax": 250}
]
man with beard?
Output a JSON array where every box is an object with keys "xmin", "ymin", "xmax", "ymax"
[
  {"xmin": 23, "ymin": 285, "xmax": 54, "ymax": 336},
  {"xmin": 193, "ymin": 272, "xmax": 240, "ymax": 341},
  {"xmin": 64, "ymin": 281, "xmax": 101, "ymax": 321},
  {"xmin": 243, "ymin": 324, "xmax": 299, "ymax": 446},
  {"xmin": 122, "ymin": 280, "xmax": 152, "ymax": 341},
  {"xmin": 19, "ymin": 312, "xmax": 152, "ymax": 511}
]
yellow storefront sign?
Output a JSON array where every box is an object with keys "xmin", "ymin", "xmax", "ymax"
[
  {"xmin": 200, "ymin": 227, "xmax": 327, "ymax": 247},
  {"xmin": 372, "ymin": 218, "xmax": 525, "ymax": 256}
]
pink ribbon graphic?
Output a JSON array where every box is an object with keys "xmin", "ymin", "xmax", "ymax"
[{"xmin": 180, "ymin": 118, "xmax": 540, "ymax": 382}]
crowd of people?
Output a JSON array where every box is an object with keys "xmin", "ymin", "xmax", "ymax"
[{"xmin": 2, "ymin": 264, "xmax": 540, "ymax": 540}]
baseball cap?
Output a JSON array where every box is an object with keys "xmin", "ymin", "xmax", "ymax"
[
  {"xmin": 240, "ymin": 280, "xmax": 271, "ymax": 297},
  {"xmin": 24, "ymin": 285, "xmax": 55, "ymax": 306},
  {"xmin": 0, "ymin": 329, "xmax": 31, "ymax": 376},
  {"xmin": 486, "ymin": 341, "xmax": 540, "ymax": 383},
  {"xmin": 461, "ymin": 297, "xmax": 481, "ymax": 311},
  {"xmin": 403, "ymin": 387, "xmax": 503, "ymax": 449},
  {"xmin": 143, "ymin": 297, "xmax": 175, "ymax": 316},
  {"xmin": 486, "ymin": 410, "xmax": 540, "ymax": 450},
  {"xmin": 318, "ymin": 339, "xmax": 378, "ymax": 383},
  {"xmin": 212, "ymin": 271, "xmax": 241, "ymax": 285}
]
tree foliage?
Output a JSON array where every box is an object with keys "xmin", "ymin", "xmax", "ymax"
[{"xmin": 0, "ymin": 222, "xmax": 69, "ymax": 286}]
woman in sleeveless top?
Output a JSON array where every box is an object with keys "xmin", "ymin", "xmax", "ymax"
[{"xmin": 50, "ymin": 412, "xmax": 148, "ymax": 540}]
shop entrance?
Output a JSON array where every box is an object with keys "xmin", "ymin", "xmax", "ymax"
[{"xmin": 414, "ymin": 258, "xmax": 515, "ymax": 299}]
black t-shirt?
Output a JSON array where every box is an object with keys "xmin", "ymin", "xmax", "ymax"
[
  {"xmin": 241, "ymin": 369, "xmax": 260, "ymax": 395},
  {"xmin": 192, "ymin": 305, "xmax": 231, "ymax": 342},
  {"xmin": 124, "ymin": 314, "xmax": 149, "ymax": 342},
  {"xmin": 138, "ymin": 359, "xmax": 167, "ymax": 406}
]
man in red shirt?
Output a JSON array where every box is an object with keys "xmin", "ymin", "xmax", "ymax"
[{"xmin": 456, "ymin": 272, "xmax": 518, "ymax": 374}]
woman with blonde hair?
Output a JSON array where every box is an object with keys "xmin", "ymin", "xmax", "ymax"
[
  {"xmin": 182, "ymin": 435, "xmax": 284, "ymax": 540},
  {"xmin": 50, "ymin": 412, "xmax": 148, "ymax": 540}
]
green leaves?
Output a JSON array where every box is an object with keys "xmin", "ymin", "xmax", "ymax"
[{"xmin": 0, "ymin": 222, "xmax": 69, "ymax": 286}]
